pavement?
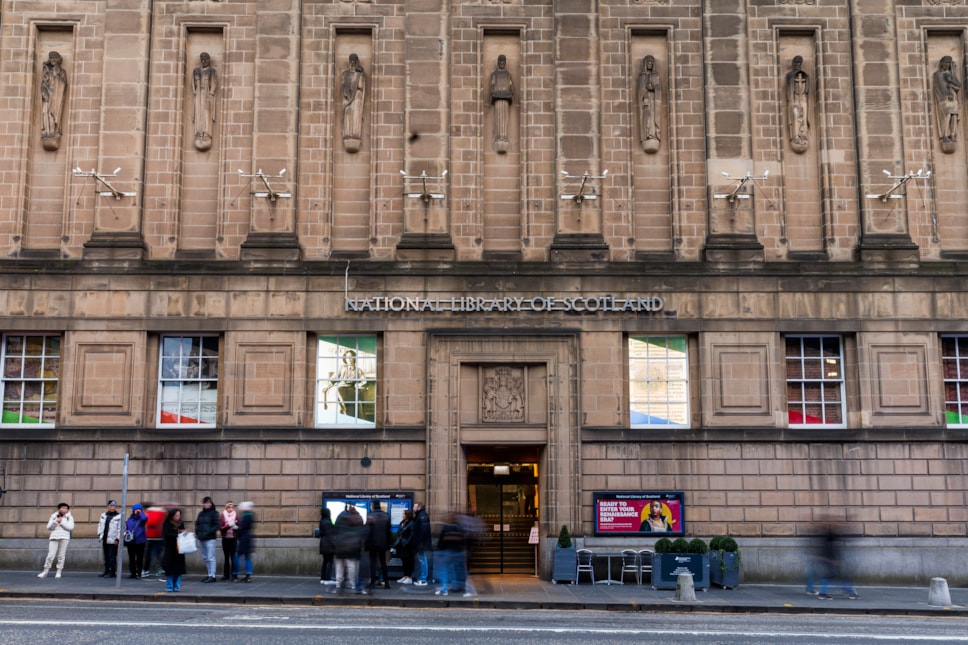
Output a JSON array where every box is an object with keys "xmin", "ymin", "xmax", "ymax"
[{"xmin": 1, "ymin": 569, "xmax": 966, "ymax": 616}]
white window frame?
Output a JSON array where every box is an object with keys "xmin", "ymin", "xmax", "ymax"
[
  {"xmin": 156, "ymin": 334, "xmax": 219, "ymax": 428},
  {"xmin": 629, "ymin": 335, "xmax": 690, "ymax": 429},
  {"xmin": 1, "ymin": 333, "xmax": 60, "ymax": 428},
  {"xmin": 785, "ymin": 334, "xmax": 846, "ymax": 428},
  {"xmin": 315, "ymin": 334, "xmax": 377, "ymax": 428},
  {"xmin": 941, "ymin": 334, "xmax": 968, "ymax": 428}
]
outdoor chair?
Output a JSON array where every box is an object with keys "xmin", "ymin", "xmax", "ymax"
[
  {"xmin": 576, "ymin": 549, "xmax": 595, "ymax": 584},
  {"xmin": 638, "ymin": 549, "xmax": 654, "ymax": 585},
  {"xmin": 620, "ymin": 549, "xmax": 641, "ymax": 584}
]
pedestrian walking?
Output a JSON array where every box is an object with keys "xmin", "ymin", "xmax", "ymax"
[
  {"xmin": 124, "ymin": 503, "xmax": 149, "ymax": 578},
  {"xmin": 235, "ymin": 501, "xmax": 255, "ymax": 583},
  {"xmin": 219, "ymin": 501, "xmax": 239, "ymax": 581},
  {"xmin": 142, "ymin": 504, "xmax": 167, "ymax": 578},
  {"xmin": 434, "ymin": 513, "xmax": 466, "ymax": 596},
  {"xmin": 38, "ymin": 502, "xmax": 74, "ymax": 578},
  {"xmin": 806, "ymin": 517, "xmax": 859, "ymax": 600},
  {"xmin": 195, "ymin": 496, "xmax": 220, "ymax": 582},
  {"xmin": 366, "ymin": 500, "xmax": 392, "ymax": 590}
]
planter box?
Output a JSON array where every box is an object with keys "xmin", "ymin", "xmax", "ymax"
[
  {"xmin": 551, "ymin": 547, "xmax": 577, "ymax": 584},
  {"xmin": 710, "ymin": 551, "xmax": 740, "ymax": 589},
  {"xmin": 651, "ymin": 553, "xmax": 710, "ymax": 590}
]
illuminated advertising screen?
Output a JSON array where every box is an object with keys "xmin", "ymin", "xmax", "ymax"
[
  {"xmin": 321, "ymin": 491, "xmax": 413, "ymax": 534},
  {"xmin": 594, "ymin": 491, "xmax": 685, "ymax": 536}
]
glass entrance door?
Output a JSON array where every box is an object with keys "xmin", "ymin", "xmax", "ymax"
[{"xmin": 467, "ymin": 463, "xmax": 538, "ymax": 574}]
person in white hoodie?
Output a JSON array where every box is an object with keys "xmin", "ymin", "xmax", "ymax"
[{"xmin": 38, "ymin": 502, "xmax": 74, "ymax": 578}]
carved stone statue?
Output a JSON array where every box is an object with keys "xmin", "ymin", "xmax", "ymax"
[
  {"xmin": 489, "ymin": 55, "xmax": 514, "ymax": 153},
  {"xmin": 40, "ymin": 51, "xmax": 68, "ymax": 151},
  {"xmin": 785, "ymin": 55, "xmax": 810, "ymax": 154},
  {"xmin": 192, "ymin": 52, "xmax": 218, "ymax": 151},
  {"xmin": 341, "ymin": 53, "xmax": 366, "ymax": 153},
  {"xmin": 637, "ymin": 55, "xmax": 661, "ymax": 154},
  {"xmin": 482, "ymin": 366, "xmax": 524, "ymax": 422},
  {"xmin": 934, "ymin": 55, "xmax": 961, "ymax": 154}
]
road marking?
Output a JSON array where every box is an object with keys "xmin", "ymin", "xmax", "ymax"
[{"xmin": 0, "ymin": 620, "xmax": 964, "ymax": 640}]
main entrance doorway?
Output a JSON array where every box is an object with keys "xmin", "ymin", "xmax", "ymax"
[{"xmin": 467, "ymin": 462, "xmax": 538, "ymax": 574}]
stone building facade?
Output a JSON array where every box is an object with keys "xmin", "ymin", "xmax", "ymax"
[{"xmin": 1, "ymin": 0, "xmax": 967, "ymax": 583}]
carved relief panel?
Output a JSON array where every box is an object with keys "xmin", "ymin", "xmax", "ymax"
[{"xmin": 482, "ymin": 365, "xmax": 526, "ymax": 422}]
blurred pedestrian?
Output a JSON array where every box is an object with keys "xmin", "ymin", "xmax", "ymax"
[
  {"xmin": 434, "ymin": 513, "xmax": 466, "ymax": 596},
  {"xmin": 806, "ymin": 517, "xmax": 858, "ymax": 599},
  {"xmin": 142, "ymin": 503, "xmax": 167, "ymax": 578},
  {"xmin": 38, "ymin": 502, "xmax": 74, "ymax": 578},
  {"xmin": 195, "ymin": 496, "xmax": 220, "ymax": 582},
  {"xmin": 235, "ymin": 501, "xmax": 256, "ymax": 582}
]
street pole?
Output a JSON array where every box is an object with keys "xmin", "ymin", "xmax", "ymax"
[{"xmin": 115, "ymin": 453, "xmax": 129, "ymax": 588}]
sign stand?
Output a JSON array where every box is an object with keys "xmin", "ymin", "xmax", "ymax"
[{"xmin": 529, "ymin": 524, "xmax": 540, "ymax": 577}]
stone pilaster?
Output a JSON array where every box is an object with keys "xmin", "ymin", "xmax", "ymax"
[
  {"xmin": 240, "ymin": 0, "xmax": 301, "ymax": 262},
  {"xmin": 83, "ymin": 0, "xmax": 149, "ymax": 260}
]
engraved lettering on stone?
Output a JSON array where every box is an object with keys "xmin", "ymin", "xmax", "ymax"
[
  {"xmin": 785, "ymin": 56, "xmax": 810, "ymax": 154},
  {"xmin": 934, "ymin": 55, "xmax": 961, "ymax": 154},
  {"xmin": 777, "ymin": 0, "xmax": 817, "ymax": 4},
  {"xmin": 489, "ymin": 55, "xmax": 514, "ymax": 154},
  {"xmin": 482, "ymin": 366, "xmax": 525, "ymax": 422},
  {"xmin": 40, "ymin": 51, "xmax": 68, "ymax": 151},
  {"xmin": 637, "ymin": 55, "xmax": 662, "ymax": 154},
  {"xmin": 341, "ymin": 53, "xmax": 366, "ymax": 153},
  {"xmin": 192, "ymin": 52, "xmax": 218, "ymax": 151}
]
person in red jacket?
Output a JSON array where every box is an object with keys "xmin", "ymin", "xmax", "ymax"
[{"xmin": 142, "ymin": 504, "xmax": 168, "ymax": 578}]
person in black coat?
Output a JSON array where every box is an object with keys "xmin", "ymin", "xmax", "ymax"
[
  {"xmin": 412, "ymin": 502, "xmax": 431, "ymax": 585},
  {"xmin": 392, "ymin": 509, "xmax": 416, "ymax": 584},
  {"xmin": 318, "ymin": 507, "xmax": 336, "ymax": 585},
  {"xmin": 195, "ymin": 496, "xmax": 220, "ymax": 583},
  {"xmin": 331, "ymin": 503, "xmax": 366, "ymax": 594},
  {"xmin": 162, "ymin": 508, "xmax": 186, "ymax": 592},
  {"xmin": 235, "ymin": 501, "xmax": 256, "ymax": 583},
  {"xmin": 366, "ymin": 500, "xmax": 392, "ymax": 589}
]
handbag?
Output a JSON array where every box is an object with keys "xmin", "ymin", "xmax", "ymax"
[
  {"xmin": 177, "ymin": 531, "xmax": 198, "ymax": 554},
  {"xmin": 123, "ymin": 530, "xmax": 134, "ymax": 543}
]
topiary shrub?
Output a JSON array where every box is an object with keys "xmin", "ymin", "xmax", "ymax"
[
  {"xmin": 671, "ymin": 537, "xmax": 692, "ymax": 554},
  {"xmin": 709, "ymin": 535, "xmax": 724, "ymax": 552},
  {"xmin": 654, "ymin": 537, "xmax": 674, "ymax": 554},
  {"xmin": 718, "ymin": 536, "xmax": 739, "ymax": 553},
  {"xmin": 688, "ymin": 537, "xmax": 709, "ymax": 554},
  {"xmin": 557, "ymin": 525, "xmax": 573, "ymax": 549}
]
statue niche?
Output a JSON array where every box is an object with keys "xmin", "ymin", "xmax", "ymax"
[{"xmin": 482, "ymin": 366, "xmax": 525, "ymax": 423}]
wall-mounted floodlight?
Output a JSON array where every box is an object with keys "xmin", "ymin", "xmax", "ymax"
[
  {"xmin": 400, "ymin": 169, "xmax": 448, "ymax": 204},
  {"xmin": 714, "ymin": 170, "xmax": 770, "ymax": 204},
  {"xmin": 238, "ymin": 168, "xmax": 291, "ymax": 202},
  {"xmin": 72, "ymin": 167, "xmax": 136, "ymax": 200},
  {"xmin": 560, "ymin": 170, "xmax": 608, "ymax": 204},
  {"xmin": 866, "ymin": 168, "xmax": 931, "ymax": 203}
]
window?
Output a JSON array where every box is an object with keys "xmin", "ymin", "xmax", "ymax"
[
  {"xmin": 157, "ymin": 335, "xmax": 218, "ymax": 427},
  {"xmin": 629, "ymin": 335, "xmax": 689, "ymax": 428},
  {"xmin": 2, "ymin": 334, "xmax": 60, "ymax": 427},
  {"xmin": 942, "ymin": 335, "xmax": 968, "ymax": 427},
  {"xmin": 786, "ymin": 335, "xmax": 844, "ymax": 427},
  {"xmin": 316, "ymin": 335, "xmax": 376, "ymax": 427}
]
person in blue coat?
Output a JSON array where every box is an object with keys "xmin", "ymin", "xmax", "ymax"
[
  {"xmin": 124, "ymin": 504, "xmax": 149, "ymax": 578},
  {"xmin": 235, "ymin": 501, "xmax": 256, "ymax": 583}
]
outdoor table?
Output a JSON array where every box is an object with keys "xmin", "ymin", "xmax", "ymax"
[{"xmin": 593, "ymin": 552, "xmax": 624, "ymax": 585}]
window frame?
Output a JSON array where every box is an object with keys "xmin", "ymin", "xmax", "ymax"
[
  {"xmin": 941, "ymin": 334, "xmax": 968, "ymax": 428},
  {"xmin": 1, "ymin": 333, "xmax": 61, "ymax": 428},
  {"xmin": 785, "ymin": 334, "xmax": 846, "ymax": 429},
  {"xmin": 628, "ymin": 334, "xmax": 691, "ymax": 429},
  {"xmin": 315, "ymin": 334, "xmax": 378, "ymax": 429},
  {"xmin": 155, "ymin": 334, "xmax": 220, "ymax": 428}
]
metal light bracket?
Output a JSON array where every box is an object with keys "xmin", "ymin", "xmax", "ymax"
[
  {"xmin": 400, "ymin": 169, "xmax": 448, "ymax": 204},
  {"xmin": 866, "ymin": 168, "xmax": 931, "ymax": 203},
  {"xmin": 239, "ymin": 168, "xmax": 291, "ymax": 202},
  {"xmin": 714, "ymin": 170, "xmax": 770, "ymax": 204},
  {"xmin": 72, "ymin": 167, "xmax": 136, "ymax": 200},
  {"xmin": 560, "ymin": 170, "xmax": 608, "ymax": 204}
]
